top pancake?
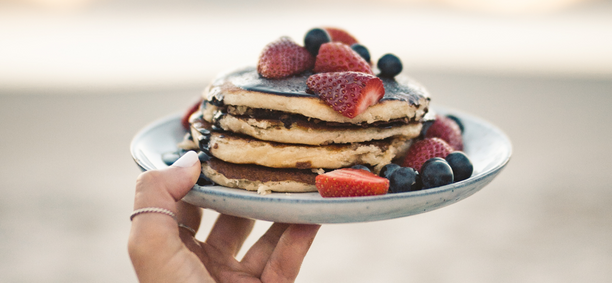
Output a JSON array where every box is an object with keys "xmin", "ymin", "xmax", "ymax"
[{"xmin": 203, "ymin": 66, "xmax": 431, "ymax": 124}]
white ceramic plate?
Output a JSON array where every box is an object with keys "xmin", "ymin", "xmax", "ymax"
[{"xmin": 131, "ymin": 106, "xmax": 511, "ymax": 224}]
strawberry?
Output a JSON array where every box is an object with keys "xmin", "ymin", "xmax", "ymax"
[
  {"xmin": 313, "ymin": 42, "xmax": 373, "ymax": 74},
  {"xmin": 425, "ymin": 115, "xmax": 464, "ymax": 150},
  {"xmin": 316, "ymin": 168, "xmax": 389, "ymax": 197},
  {"xmin": 306, "ymin": 71, "xmax": 384, "ymax": 118},
  {"xmin": 402, "ymin": 138, "xmax": 454, "ymax": 172},
  {"xmin": 324, "ymin": 27, "xmax": 358, "ymax": 46},
  {"xmin": 181, "ymin": 98, "xmax": 202, "ymax": 130},
  {"xmin": 257, "ymin": 36, "xmax": 315, "ymax": 79}
]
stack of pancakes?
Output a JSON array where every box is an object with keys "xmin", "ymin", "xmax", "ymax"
[{"xmin": 185, "ymin": 66, "xmax": 430, "ymax": 194}]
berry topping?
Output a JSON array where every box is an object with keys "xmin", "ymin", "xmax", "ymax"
[
  {"xmin": 197, "ymin": 134, "xmax": 210, "ymax": 151},
  {"xmin": 379, "ymin": 163, "xmax": 401, "ymax": 178},
  {"xmin": 304, "ymin": 28, "xmax": 331, "ymax": 56},
  {"xmin": 420, "ymin": 158, "xmax": 454, "ymax": 189},
  {"xmin": 306, "ymin": 71, "xmax": 385, "ymax": 118},
  {"xmin": 445, "ymin": 151, "xmax": 473, "ymax": 182},
  {"xmin": 198, "ymin": 151, "xmax": 211, "ymax": 163},
  {"xmin": 446, "ymin": 114, "xmax": 465, "ymax": 133},
  {"xmin": 181, "ymin": 98, "xmax": 202, "ymax": 130},
  {"xmin": 420, "ymin": 157, "xmax": 445, "ymax": 174},
  {"xmin": 425, "ymin": 115, "xmax": 464, "ymax": 150},
  {"xmin": 387, "ymin": 167, "xmax": 420, "ymax": 193},
  {"xmin": 377, "ymin": 53, "xmax": 403, "ymax": 78},
  {"xmin": 402, "ymin": 138, "xmax": 454, "ymax": 172},
  {"xmin": 316, "ymin": 168, "xmax": 389, "ymax": 197},
  {"xmin": 351, "ymin": 43, "xmax": 371, "ymax": 64},
  {"xmin": 351, "ymin": 164, "xmax": 371, "ymax": 172},
  {"xmin": 257, "ymin": 36, "xmax": 315, "ymax": 79},
  {"xmin": 419, "ymin": 120, "xmax": 434, "ymax": 139},
  {"xmin": 313, "ymin": 42, "xmax": 373, "ymax": 74},
  {"xmin": 324, "ymin": 27, "xmax": 359, "ymax": 46}
]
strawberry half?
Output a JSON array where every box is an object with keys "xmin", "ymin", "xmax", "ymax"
[
  {"xmin": 324, "ymin": 27, "xmax": 358, "ymax": 46},
  {"xmin": 425, "ymin": 115, "xmax": 464, "ymax": 150},
  {"xmin": 402, "ymin": 138, "xmax": 454, "ymax": 172},
  {"xmin": 181, "ymin": 98, "xmax": 202, "ymax": 130},
  {"xmin": 257, "ymin": 36, "xmax": 315, "ymax": 79},
  {"xmin": 313, "ymin": 42, "xmax": 373, "ymax": 74},
  {"xmin": 307, "ymin": 72, "xmax": 384, "ymax": 118},
  {"xmin": 316, "ymin": 168, "xmax": 389, "ymax": 197}
]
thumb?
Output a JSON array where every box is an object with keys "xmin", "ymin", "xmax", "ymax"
[
  {"xmin": 133, "ymin": 150, "xmax": 201, "ymax": 211},
  {"xmin": 128, "ymin": 151, "xmax": 201, "ymax": 273}
]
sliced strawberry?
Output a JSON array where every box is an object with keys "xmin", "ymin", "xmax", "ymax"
[
  {"xmin": 257, "ymin": 36, "xmax": 315, "ymax": 79},
  {"xmin": 313, "ymin": 42, "xmax": 373, "ymax": 74},
  {"xmin": 181, "ymin": 98, "xmax": 202, "ymax": 130},
  {"xmin": 402, "ymin": 138, "xmax": 454, "ymax": 172},
  {"xmin": 425, "ymin": 115, "xmax": 464, "ymax": 150},
  {"xmin": 316, "ymin": 168, "xmax": 389, "ymax": 197},
  {"xmin": 324, "ymin": 27, "xmax": 358, "ymax": 46},
  {"xmin": 306, "ymin": 71, "xmax": 384, "ymax": 118}
]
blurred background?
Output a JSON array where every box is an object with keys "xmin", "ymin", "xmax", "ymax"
[{"xmin": 1, "ymin": 0, "xmax": 611, "ymax": 282}]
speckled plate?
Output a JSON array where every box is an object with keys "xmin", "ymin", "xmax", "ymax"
[{"xmin": 131, "ymin": 106, "xmax": 511, "ymax": 224}]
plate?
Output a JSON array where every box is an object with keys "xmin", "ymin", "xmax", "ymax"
[{"xmin": 130, "ymin": 106, "xmax": 511, "ymax": 224}]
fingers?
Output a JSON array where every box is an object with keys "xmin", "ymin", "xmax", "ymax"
[
  {"xmin": 260, "ymin": 224, "xmax": 321, "ymax": 283},
  {"xmin": 130, "ymin": 151, "xmax": 200, "ymax": 238},
  {"xmin": 177, "ymin": 200, "xmax": 202, "ymax": 236},
  {"xmin": 240, "ymin": 223, "xmax": 290, "ymax": 275},
  {"xmin": 205, "ymin": 214, "xmax": 255, "ymax": 258},
  {"xmin": 195, "ymin": 215, "xmax": 255, "ymax": 283},
  {"xmin": 133, "ymin": 151, "xmax": 201, "ymax": 211},
  {"xmin": 128, "ymin": 151, "xmax": 201, "ymax": 281}
]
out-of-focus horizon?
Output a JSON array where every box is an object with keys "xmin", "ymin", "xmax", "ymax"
[
  {"xmin": 0, "ymin": 0, "xmax": 603, "ymax": 13},
  {"xmin": 1, "ymin": 0, "xmax": 611, "ymax": 92}
]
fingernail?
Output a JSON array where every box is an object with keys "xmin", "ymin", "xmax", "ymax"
[{"xmin": 172, "ymin": 151, "xmax": 199, "ymax": 168}]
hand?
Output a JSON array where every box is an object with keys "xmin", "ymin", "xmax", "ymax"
[{"xmin": 128, "ymin": 151, "xmax": 321, "ymax": 283}]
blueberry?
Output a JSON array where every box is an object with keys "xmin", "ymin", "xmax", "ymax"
[
  {"xmin": 420, "ymin": 157, "xmax": 445, "ymax": 174},
  {"xmin": 351, "ymin": 43, "xmax": 371, "ymax": 63},
  {"xmin": 421, "ymin": 159, "xmax": 454, "ymax": 189},
  {"xmin": 379, "ymin": 163, "xmax": 401, "ymax": 178},
  {"xmin": 377, "ymin": 54, "xmax": 402, "ymax": 77},
  {"xmin": 419, "ymin": 121, "xmax": 433, "ymax": 138},
  {"xmin": 197, "ymin": 134, "xmax": 210, "ymax": 151},
  {"xmin": 351, "ymin": 164, "xmax": 371, "ymax": 172},
  {"xmin": 304, "ymin": 28, "xmax": 331, "ymax": 56},
  {"xmin": 161, "ymin": 151, "xmax": 181, "ymax": 166},
  {"xmin": 210, "ymin": 96, "xmax": 224, "ymax": 107},
  {"xmin": 388, "ymin": 167, "xmax": 419, "ymax": 193},
  {"xmin": 198, "ymin": 151, "xmax": 211, "ymax": 163},
  {"xmin": 446, "ymin": 115, "xmax": 465, "ymax": 133},
  {"xmin": 445, "ymin": 151, "xmax": 473, "ymax": 182}
]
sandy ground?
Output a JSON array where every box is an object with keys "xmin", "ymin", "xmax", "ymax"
[{"xmin": 1, "ymin": 70, "xmax": 611, "ymax": 282}]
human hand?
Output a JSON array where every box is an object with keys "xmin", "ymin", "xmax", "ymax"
[{"xmin": 128, "ymin": 151, "xmax": 321, "ymax": 283}]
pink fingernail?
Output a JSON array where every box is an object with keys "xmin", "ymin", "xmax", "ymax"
[{"xmin": 172, "ymin": 151, "xmax": 198, "ymax": 168}]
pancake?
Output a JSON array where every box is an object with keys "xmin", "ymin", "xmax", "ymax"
[
  {"xmin": 201, "ymin": 103, "xmax": 422, "ymax": 145},
  {"xmin": 188, "ymin": 66, "xmax": 432, "ymax": 193},
  {"xmin": 204, "ymin": 66, "xmax": 430, "ymax": 125},
  {"xmin": 202, "ymin": 158, "xmax": 318, "ymax": 194},
  {"xmin": 191, "ymin": 118, "xmax": 412, "ymax": 171}
]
